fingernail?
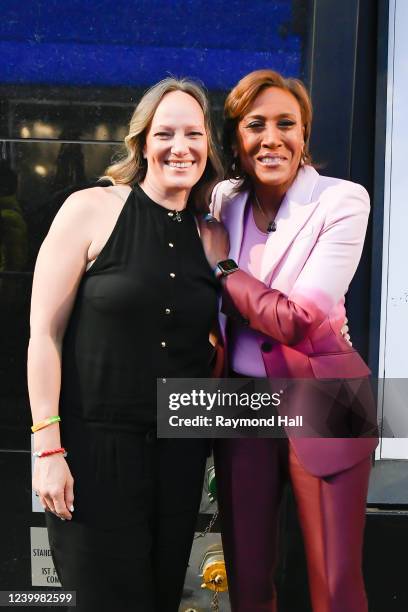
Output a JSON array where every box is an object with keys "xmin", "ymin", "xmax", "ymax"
[
  {"xmin": 60, "ymin": 517, "xmax": 66, "ymax": 521},
  {"xmin": 69, "ymin": 505, "xmax": 74, "ymax": 512}
]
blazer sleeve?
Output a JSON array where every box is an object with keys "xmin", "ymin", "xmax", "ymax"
[
  {"xmin": 221, "ymin": 183, "xmax": 370, "ymax": 346},
  {"xmin": 210, "ymin": 179, "xmax": 242, "ymax": 220}
]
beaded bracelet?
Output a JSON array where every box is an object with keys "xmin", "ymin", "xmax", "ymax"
[
  {"xmin": 32, "ymin": 447, "xmax": 67, "ymax": 458},
  {"xmin": 31, "ymin": 416, "xmax": 61, "ymax": 433}
]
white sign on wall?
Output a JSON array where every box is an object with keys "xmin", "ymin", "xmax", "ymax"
[
  {"xmin": 30, "ymin": 527, "xmax": 61, "ymax": 587},
  {"xmin": 378, "ymin": 0, "xmax": 408, "ymax": 459}
]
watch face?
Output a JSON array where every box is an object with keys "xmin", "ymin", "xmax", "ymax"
[{"xmin": 220, "ymin": 259, "xmax": 238, "ymax": 272}]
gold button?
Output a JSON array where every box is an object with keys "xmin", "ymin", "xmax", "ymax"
[
  {"xmin": 168, "ymin": 242, "xmax": 174, "ymax": 248},
  {"xmin": 165, "ymin": 308, "xmax": 171, "ymax": 314},
  {"xmin": 170, "ymin": 272, "xmax": 176, "ymax": 278},
  {"xmin": 161, "ymin": 341, "xmax": 166, "ymax": 348}
]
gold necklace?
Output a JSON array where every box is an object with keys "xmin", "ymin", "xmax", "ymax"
[{"xmin": 254, "ymin": 193, "xmax": 277, "ymax": 233}]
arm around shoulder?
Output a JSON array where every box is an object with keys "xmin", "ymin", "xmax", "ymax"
[{"xmin": 221, "ymin": 181, "xmax": 371, "ymax": 345}]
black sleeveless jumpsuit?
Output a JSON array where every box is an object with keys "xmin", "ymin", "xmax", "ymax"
[{"xmin": 45, "ymin": 184, "xmax": 219, "ymax": 612}]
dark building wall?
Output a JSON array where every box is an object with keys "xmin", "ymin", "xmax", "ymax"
[{"xmin": 3, "ymin": 3, "xmax": 406, "ymax": 611}]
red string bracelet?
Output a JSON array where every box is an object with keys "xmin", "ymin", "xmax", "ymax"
[{"xmin": 32, "ymin": 447, "xmax": 67, "ymax": 458}]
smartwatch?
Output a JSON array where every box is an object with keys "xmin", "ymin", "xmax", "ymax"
[{"xmin": 215, "ymin": 259, "xmax": 239, "ymax": 279}]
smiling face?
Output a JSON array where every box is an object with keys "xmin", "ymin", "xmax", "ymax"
[
  {"xmin": 143, "ymin": 90, "xmax": 208, "ymax": 196},
  {"xmin": 236, "ymin": 86, "xmax": 305, "ymax": 195}
]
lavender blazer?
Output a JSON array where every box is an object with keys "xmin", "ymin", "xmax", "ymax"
[{"xmin": 211, "ymin": 165, "xmax": 378, "ymax": 477}]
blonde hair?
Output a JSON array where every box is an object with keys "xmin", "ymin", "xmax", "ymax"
[
  {"xmin": 102, "ymin": 77, "xmax": 223, "ymax": 212},
  {"xmin": 223, "ymin": 69, "xmax": 313, "ymax": 190}
]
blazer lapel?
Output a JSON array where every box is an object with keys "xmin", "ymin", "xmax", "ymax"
[
  {"xmin": 216, "ymin": 189, "xmax": 248, "ymax": 352},
  {"xmin": 260, "ymin": 166, "xmax": 320, "ymax": 283},
  {"xmin": 222, "ymin": 189, "xmax": 248, "ymax": 262}
]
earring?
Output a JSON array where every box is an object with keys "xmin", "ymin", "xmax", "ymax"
[{"xmin": 232, "ymin": 154, "xmax": 240, "ymax": 176}]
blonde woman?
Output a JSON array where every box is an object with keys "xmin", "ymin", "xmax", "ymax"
[{"xmin": 28, "ymin": 78, "xmax": 224, "ymax": 612}]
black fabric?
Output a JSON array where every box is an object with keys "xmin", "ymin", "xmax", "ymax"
[
  {"xmin": 59, "ymin": 183, "xmax": 218, "ymax": 429},
  {"xmin": 47, "ymin": 184, "xmax": 218, "ymax": 610},
  {"xmin": 46, "ymin": 422, "xmax": 208, "ymax": 612}
]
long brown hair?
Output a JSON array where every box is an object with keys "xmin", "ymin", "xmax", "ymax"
[{"xmin": 101, "ymin": 77, "xmax": 223, "ymax": 212}]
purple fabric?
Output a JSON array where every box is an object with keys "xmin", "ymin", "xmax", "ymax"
[
  {"xmin": 230, "ymin": 204, "xmax": 268, "ymax": 377},
  {"xmin": 214, "ymin": 438, "xmax": 371, "ymax": 612}
]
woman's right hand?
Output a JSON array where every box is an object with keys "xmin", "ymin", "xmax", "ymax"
[
  {"xmin": 32, "ymin": 455, "xmax": 74, "ymax": 520},
  {"xmin": 198, "ymin": 215, "xmax": 230, "ymax": 270}
]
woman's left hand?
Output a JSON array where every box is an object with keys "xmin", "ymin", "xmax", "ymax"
[
  {"xmin": 341, "ymin": 317, "xmax": 352, "ymax": 346},
  {"xmin": 199, "ymin": 215, "xmax": 230, "ymax": 270}
]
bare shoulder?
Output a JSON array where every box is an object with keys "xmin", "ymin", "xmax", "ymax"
[
  {"xmin": 52, "ymin": 186, "xmax": 105, "ymax": 227},
  {"xmin": 51, "ymin": 185, "xmax": 131, "ymax": 232},
  {"xmin": 99, "ymin": 184, "xmax": 133, "ymax": 206},
  {"xmin": 62, "ymin": 184, "xmax": 132, "ymax": 210}
]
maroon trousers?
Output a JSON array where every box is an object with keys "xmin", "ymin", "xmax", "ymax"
[{"xmin": 214, "ymin": 438, "xmax": 371, "ymax": 612}]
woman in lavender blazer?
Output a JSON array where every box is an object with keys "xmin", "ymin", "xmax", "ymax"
[{"xmin": 200, "ymin": 69, "xmax": 378, "ymax": 612}]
